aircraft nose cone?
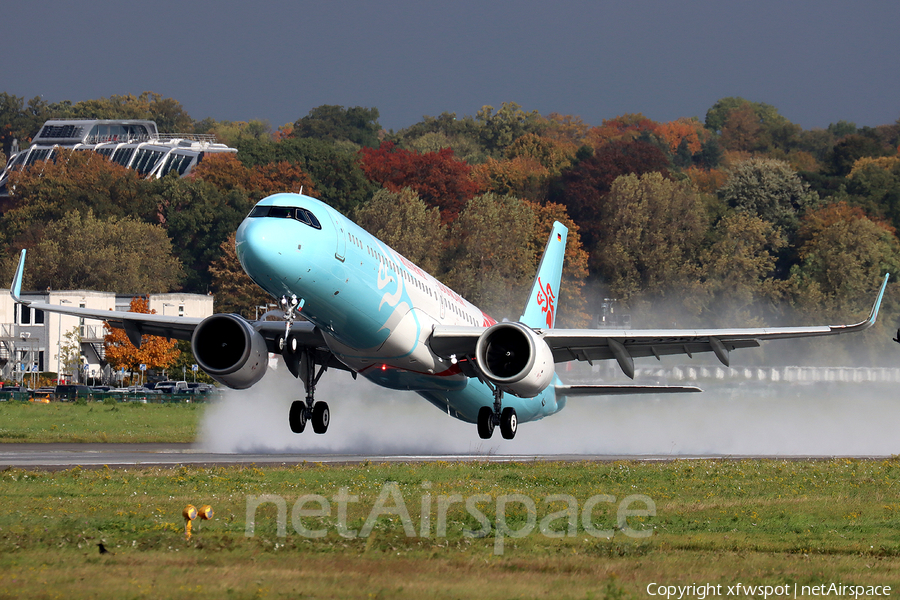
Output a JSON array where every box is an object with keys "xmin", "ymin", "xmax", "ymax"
[{"xmin": 236, "ymin": 217, "xmax": 293, "ymax": 283}]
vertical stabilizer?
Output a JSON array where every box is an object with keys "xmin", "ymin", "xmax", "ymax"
[{"xmin": 519, "ymin": 221, "xmax": 568, "ymax": 329}]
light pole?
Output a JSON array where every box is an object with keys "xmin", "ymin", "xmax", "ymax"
[
  {"xmin": 57, "ymin": 299, "xmax": 71, "ymax": 384},
  {"xmin": 19, "ymin": 332, "xmax": 30, "ymax": 388}
]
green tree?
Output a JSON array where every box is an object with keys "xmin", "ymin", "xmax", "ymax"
[
  {"xmin": 551, "ymin": 138, "xmax": 671, "ymax": 255},
  {"xmin": 594, "ymin": 173, "xmax": 708, "ymax": 307},
  {"xmin": 443, "ymin": 193, "xmax": 536, "ymax": 318},
  {"xmin": 52, "ymin": 92, "xmax": 193, "ymax": 132},
  {"xmin": 59, "ymin": 326, "xmax": 83, "ymax": 383},
  {"xmin": 392, "ymin": 112, "xmax": 487, "ymax": 164},
  {"xmin": 474, "ymin": 103, "xmax": 546, "ymax": 156},
  {"xmin": 169, "ymin": 340, "xmax": 214, "ymax": 384},
  {"xmin": 3, "ymin": 149, "xmax": 146, "ymax": 246},
  {"xmin": 0, "ymin": 92, "xmax": 50, "ymax": 156},
  {"xmin": 705, "ymin": 97, "xmax": 799, "ymax": 154},
  {"xmin": 841, "ymin": 156, "xmax": 900, "ymax": 231},
  {"xmin": 145, "ymin": 176, "xmax": 253, "ymax": 292},
  {"xmin": 353, "ymin": 188, "xmax": 445, "ymax": 275},
  {"xmin": 790, "ymin": 202, "xmax": 900, "ymax": 321},
  {"xmin": 719, "ymin": 158, "xmax": 818, "ymax": 236},
  {"xmin": 694, "ymin": 213, "xmax": 786, "ymax": 326},
  {"xmin": 24, "ymin": 210, "xmax": 183, "ymax": 293},
  {"xmin": 294, "ymin": 105, "xmax": 381, "ymax": 148},
  {"xmin": 235, "ymin": 137, "xmax": 374, "ymax": 213},
  {"xmin": 201, "ymin": 119, "xmax": 272, "ymax": 146},
  {"xmin": 828, "ymin": 134, "xmax": 892, "ymax": 176}
]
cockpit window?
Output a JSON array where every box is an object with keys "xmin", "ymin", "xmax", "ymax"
[
  {"xmin": 268, "ymin": 207, "xmax": 294, "ymax": 218},
  {"xmin": 297, "ymin": 208, "xmax": 321, "ymax": 229},
  {"xmin": 247, "ymin": 205, "xmax": 322, "ymax": 229}
]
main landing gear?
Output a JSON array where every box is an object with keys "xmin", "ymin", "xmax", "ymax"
[{"xmin": 477, "ymin": 386, "xmax": 517, "ymax": 440}]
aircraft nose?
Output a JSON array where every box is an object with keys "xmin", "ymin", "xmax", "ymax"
[{"xmin": 235, "ymin": 216, "xmax": 296, "ymax": 284}]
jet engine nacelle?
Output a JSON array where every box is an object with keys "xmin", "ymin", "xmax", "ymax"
[
  {"xmin": 475, "ymin": 322, "xmax": 555, "ymax": 397},
  {"xmin": 191, "ymin": 314, "xmax": 268, "ymax": 389}
]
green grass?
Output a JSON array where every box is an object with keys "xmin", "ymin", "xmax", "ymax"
[
  {"xmin": 1, "ymin": 459, "xmax": 899, "ymax": 598},
  {"xmin": 0, "ymin": 400, "xmax": 202, "ymax": 443}
]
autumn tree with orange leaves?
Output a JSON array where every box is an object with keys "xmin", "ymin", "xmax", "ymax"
[
  {"xmin": 104, "ymin": 297, "xmax": 180, "ymax": 376},
  {"xmin": 189, "ymin": 153, "xmax": 317, "ymax": 199}
]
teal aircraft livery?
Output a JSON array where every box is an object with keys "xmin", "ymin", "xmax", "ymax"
[{"xmin": 11, "ymin": 193, "xmax": 890, "ymax": 440}]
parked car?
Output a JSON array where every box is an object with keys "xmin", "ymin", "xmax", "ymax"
[
  {"xmin": 30, "ymin": 391, "xmax": 51, "ymax": 403},
  {"xmin": 111, "ymin": 386, "xmax": 161, "ymax": 394},
  {"xmin": 55, "ymin": 384, "xmax": 91, "ymax": 401},
  {"xmin": 186, "ymin": 382, "xmax": 214, "ymax": 394},
  {"xmin": 155, "ymin": 380, "xmax": 189, "ymax": 394}
]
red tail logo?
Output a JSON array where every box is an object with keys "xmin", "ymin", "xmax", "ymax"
[{"xmin": 536, "ymin": 277, "xmax": 556, "ymax": 328}]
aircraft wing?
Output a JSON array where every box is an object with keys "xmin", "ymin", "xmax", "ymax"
[
  {"xmin": 9, "ymin": 249, "xmax": 329, "ymax": 355},
  {"xmin": 430, "ymin": 274, "xmax": 889, "ymax": 379}
]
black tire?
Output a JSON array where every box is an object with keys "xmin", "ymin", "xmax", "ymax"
[
  {"xmin": 477, "ymin": 406, "xmax": 495, "ymax": 439},
  {"xmin": 500, "ymin": 407, "xmax": 517, "ymax": 440},
  {"xmin": 289, "ymin": 400, "xmax": 306, "ymax": 433},
  {"xmin": 312, "ymin": 401, "xmax": 330, "ymax": 434}
]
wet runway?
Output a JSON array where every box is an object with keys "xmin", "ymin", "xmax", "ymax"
[{"xmin": 0, "ymin": 443, "xmax": 893, "ymax": 470}]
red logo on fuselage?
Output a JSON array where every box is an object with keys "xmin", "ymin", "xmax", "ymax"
[{"xmin": 536, "ymin": 277, "xmax": 555, "ymax": 329}]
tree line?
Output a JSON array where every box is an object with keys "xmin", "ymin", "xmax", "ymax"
[{"xmin": 1, "ymin": 91, "xmax": 899, "ymax": 364}]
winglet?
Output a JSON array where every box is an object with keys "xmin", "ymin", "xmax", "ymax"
[
  {"xmin": 11, "ymin": 249, "xmax": 27, "ymax": 304},
  {"xmin": 866, "ymin": 273, "xmax": 890, "ymax": 327},
  {"xmin": 864, "ymin": 273, "xmax": 891, "ymax": 328}
]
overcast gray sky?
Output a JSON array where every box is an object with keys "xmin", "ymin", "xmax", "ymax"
[{"xmin": 4, "ymin": 0, "xmax": 899, "ymax": 132}]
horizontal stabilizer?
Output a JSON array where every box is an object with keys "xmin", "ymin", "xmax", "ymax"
[{"xmin": 556, "ymin": 384, "xmax": 702, "ymax": 396}]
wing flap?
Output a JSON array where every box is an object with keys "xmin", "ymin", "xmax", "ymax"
[{"xmin": 556, "ymin": 385, "xmax": 703, "ymax": 396}]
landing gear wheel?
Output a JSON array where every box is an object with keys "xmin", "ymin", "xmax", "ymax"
[
  {"xmin": 500, "ymin": 407, "xmax": 517, "ymax": 440},
  {"xmin": 289, "ymin": 400, "xmax": 307, "ymax": 433},
  {"xmin": 311, "ymin": 401, "xmax": 330, "ymax": 434},
  {"xmin": 477, "ymin": 406, "xmax": 495, "ymax": 439}
]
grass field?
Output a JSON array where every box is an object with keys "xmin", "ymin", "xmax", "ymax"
[
  {"xmin": 1, "ymin": 400, "xmax": 899, "ymax": 598},
  {"xmin": 0, "ymin": 399, "xmax": 201, "ymax": 443},
  {"xmin": 2, "ymin": 459, "xmax": 900, "ymax": 598}
]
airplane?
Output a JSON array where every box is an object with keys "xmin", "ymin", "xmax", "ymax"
[{"xmin": 10, "ymin": 192, "xmax": 890, "ymax": 440}]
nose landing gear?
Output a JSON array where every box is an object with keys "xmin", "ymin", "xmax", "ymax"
[{"xmin": 288, "ymin": 348, "xmax": 330, "ymax": 435}]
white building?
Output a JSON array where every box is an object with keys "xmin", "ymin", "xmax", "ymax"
[{"xmin": 0, "ymin": 289, "xmax": 213, "ymax": 384}]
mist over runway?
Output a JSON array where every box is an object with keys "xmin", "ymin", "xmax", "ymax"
[
  {"xmin": 197, "ymin": 359, "xmax": 900, "ymax": 458},
  {"xmin": 3, "ymin": 356, "xmax": 897, "ymax": 470}
]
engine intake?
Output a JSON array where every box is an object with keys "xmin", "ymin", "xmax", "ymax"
[
  {"xmin": 475, "ymin": 322, "xmax": 555, "ymax": 397},
  {"xmin": 191, "ymin": 314, "xmax": 268, "ymax": 389}
]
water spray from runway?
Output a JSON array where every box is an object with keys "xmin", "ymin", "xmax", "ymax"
[{"xmin": 198, "ymin": 354, "xmax": 900, "ymax": 456}]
